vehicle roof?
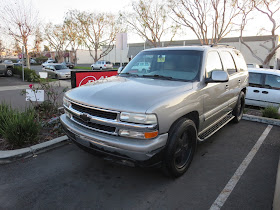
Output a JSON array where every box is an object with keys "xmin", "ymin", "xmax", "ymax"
[
  {"xmin": 248, "ymin": 68, "xmax": 280, "ymax": 75},
  {"xmin": 142, "ymin": 45, "xmax": 235, "ymax": 52}
]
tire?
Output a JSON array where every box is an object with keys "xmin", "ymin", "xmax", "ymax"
[
  {"xmin": 162, "ymin": 118, "xmax": 197, "ymax": 178},
  {"xmin": 232, "ymin": 91, "xmax": 245, "ymax": 123},
  {"xmin": 55, "ymin": 74, "xmax": 58, "ymax": 79},
  {"xmin": 91, "ymin": 67, "xmax": 94, "ymax": 70},
  {"xmin": 5, "ymin": 68, "xmax": 13, "ymax": 77},
  {"xmin": 100, "ymin": 67, "xmax": 103, "ymax": 70}
]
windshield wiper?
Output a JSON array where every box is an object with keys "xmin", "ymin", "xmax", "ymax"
[
  {"xmin": 142, "ymin": 74, "xmax": 173, "ymax": 80},
  {"xmin": 120, "ymin": 72, "xmax": 140, "ymax": 77}
]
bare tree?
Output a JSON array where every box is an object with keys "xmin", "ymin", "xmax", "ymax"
[
  {"xmin": 123, "ymin": 0, "xmax": 179, "ymax": 47},
  {"xmin": 0, "ymin": 0, "xmax": 39, "ymax": 68},
  {"xmin": 0, "ymin": 39, "xmax": 5, "ymax": 58},
  {"xmin": 169, "ymin": 0, "xmax": 241, "ymax": 45},
  {"xmin": 44, "ymin": 23, "xmax": 69, "ymax": 62},
  {"xmin": 73, "ymin": 11, "xmax": 120, "ymax": 62},
  {"xmin": 239, "ymin": 0, "xmax": 280, "ymax": 68},
  {"xmin": 64, "ymin": 10, "xmax": 83, "ymax": 65},
  {"xmin": 33, "ymin": 28, "xmax": 43, "ymax": 55}
]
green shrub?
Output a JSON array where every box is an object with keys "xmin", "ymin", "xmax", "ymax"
[
  {"xmin": 35, "ymin": 56, "xmax": 48, "ymax": 64},
  {"xmin": 0, "ymin": 106, "xmax": 41, "ymax": 148},
  {"xmin": 262, "ymin": 106, "xmax": 280, "ymax": 119},
  {"xmin": 0, "ymin": 103, "xmax": 13, "ymax": 134},
  {"xmin": 13, "ymin": 66, "xmax": 40, "ymax": 82}
]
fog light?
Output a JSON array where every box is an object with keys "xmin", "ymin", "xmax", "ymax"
[{"xmin": 119, "ymin": 129, "xmax": 158, "ymax": 139}]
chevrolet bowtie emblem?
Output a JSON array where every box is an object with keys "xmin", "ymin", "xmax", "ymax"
[{"xmin": 80, "ymin": 113, "xmax": 91, "ymax": 122}]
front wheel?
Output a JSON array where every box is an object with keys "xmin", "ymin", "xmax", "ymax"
[
  {"xmin": 162, "ymin": 118, "xmax": 197, "ymax": 178},
  {"xmin": 232, "ymin": 91, "xmax": 245, "ymax": 123},
  {"xmin": 5, "ymin": 69, "xmax": 13, "ymax": 77}
]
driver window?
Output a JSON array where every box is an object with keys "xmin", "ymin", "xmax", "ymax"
[{"xmin": 205, "ymin": 51, "xmax": 223, "ymax": 78}]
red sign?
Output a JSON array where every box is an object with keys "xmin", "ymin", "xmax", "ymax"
[{"xmin": 72, "ymin": 70, "xmax": 118, "ymax": 88}]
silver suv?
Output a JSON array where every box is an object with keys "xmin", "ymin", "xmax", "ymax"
[
  {"xmin": 91, "ymin": 60, "xmax": 113, "ymax": 70},
  {"xmin": 61, "ymin": 46, "xmax": 248, "ymax": 177}
]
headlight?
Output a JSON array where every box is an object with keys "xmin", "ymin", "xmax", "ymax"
[
  {"xmin": 120, "ymin": 112, "xmax": 157, "ymax": 124},
  {"xmin": 63, "ymin": 97, "xmax": 71, "ymax": 108}
]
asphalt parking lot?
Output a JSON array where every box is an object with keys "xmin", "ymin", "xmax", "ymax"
[{"xmin": 0, "ymin": 120, "xmax": 279, "ymax": 209}]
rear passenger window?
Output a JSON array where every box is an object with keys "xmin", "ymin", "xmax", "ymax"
[
  {"xmin": 249, "ymin": 72, "xmax": 263, "ymax": 87},
  {"xmin": 233, "ymin": 50, "xmax": 247, "ymax": 71},
  {"xmin": 220, "ymin": 51, "xmax": 237, "ymax": 75},
  {"xmin": 265, "ymin": 74, "xmax": 280, "ymax": 90},
  {"xmin": 205, "ymin": 51, "xmax": 223, "ymax": 78}
]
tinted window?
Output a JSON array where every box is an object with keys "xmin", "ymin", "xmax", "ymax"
[
  {"xmin": 53, "ymin": 65, "xmax": 67, "ymax": 70},
  {"xmin": 249, "ymin": 72, "xmax": 263, "ymax": 87},
  {"xmin": 106, "ymin": 61, "xmax": 111, "ymax": 64},
  {"xmin": 121, "ymin": 50, "xmax": 203, "ymax": 81},
  {"xmin": 265, "ymin": 74, "xmax": 280, "ymax": 90},
  {"xmin": 233, "ymin": 50, "xmax": 247, "ymax": 71},
  {"xmin": 205, "ymin": 51, "xmax": 223, "ymax": 78},
  {"xmin": 220, "ymin": 51, "xmax": 237, "ymax": 75}
]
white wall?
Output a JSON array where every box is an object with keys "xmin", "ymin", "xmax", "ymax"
[
  {"xmin": 220, "ymin": 36, "xmax": 280, "ymax": 67},
  {"xmin": 76, "ymin": 49, "xmax": 102, "ymax": 64}
]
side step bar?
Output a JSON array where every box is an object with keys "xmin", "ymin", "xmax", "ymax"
[{"xmin": 198, "ymin": 113, "xmax": 234, "ymax": 141}]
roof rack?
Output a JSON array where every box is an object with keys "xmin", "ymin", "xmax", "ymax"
[{"xmin": 209, "ymin": 44, "xmax": 235, "ymax": 49}]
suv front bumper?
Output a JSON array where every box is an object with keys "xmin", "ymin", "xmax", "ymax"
[{"xmin": 60, "ymin": 114, "xmax": 168, "ymax": 165}]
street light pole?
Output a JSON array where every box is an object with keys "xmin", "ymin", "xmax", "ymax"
[{"xmin": 22, "ymin": 46, "xmax": 24, "ymax": 81}]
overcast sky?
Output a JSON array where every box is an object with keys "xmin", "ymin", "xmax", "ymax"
[{"xmin": 1, "ymin": 0, "xmax": 278, "ymax": 47}]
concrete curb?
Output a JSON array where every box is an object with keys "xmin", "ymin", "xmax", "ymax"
[
  {"xmin": 242, "ymin": 114, "xmax": 280, "ymax": 127},
  {"xmin": 0, "ymin": 135, "xmax": 69, "ymax": 164},
  {"xmin": 274, "ymin": 155, "xmax": 280, "ymax": 210}
]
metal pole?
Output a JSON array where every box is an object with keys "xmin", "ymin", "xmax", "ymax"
[{"xmin": 22, "ymin": 46, "xmax": 24, "ymax": 81}]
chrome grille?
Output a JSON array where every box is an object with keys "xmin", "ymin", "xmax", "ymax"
[{"xmin": 71, "ymin": 103, "xmax": 117, "ymax": 120}]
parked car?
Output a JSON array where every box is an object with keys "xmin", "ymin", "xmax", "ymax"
[
  {"xmin": 3, "ymin": 60, "xmax": 13, "ymax": 64},
  {"xmin": 130, "ymin": 62, "xmax": 151, "ymax": 72},
  {"xmin": 61, "ymin": 45, "xmax": 249, "ymax": 177},
  {"xmin": 247, "ymin": 63, "xmax": 260, "ymax": 68},
  {"xmin": 245, "ymin": 68, "xmax": 280, "ymax": 108},
  {"xmin": 42, "ymin": 60, "xmax": 56, "ymax": 67},
  {"xmin": 61, "ymin": 62, "xmax": 74, "ymax": 69},
  {"xmin": 0, "ymin": 60, "xmax": 14, "ymax": 77},
  {"xmin": 43, "ymin": 64, "xmax": 71, "ymax": 79},
  {"xmin": 91, "ymin": 60, "xmax": 113, "ymax": 70},
  {"xmin": 30, "ymin": 58, "xmax": 37, "ymax": 64}
]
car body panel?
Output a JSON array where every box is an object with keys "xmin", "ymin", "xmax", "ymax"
[{"xmin": 246, "ymin": 68, "xmax": 280, "ymax": 108}]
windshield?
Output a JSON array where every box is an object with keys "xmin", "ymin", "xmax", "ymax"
[
  {"xmin": 121, "ymin": 50, "xmax": 203, "ymax": 81},
  {"xmin": 54, "ymin": 65, "xmax": 68, "ymax": 70}
]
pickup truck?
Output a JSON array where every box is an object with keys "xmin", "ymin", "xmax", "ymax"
[
  {"xmin": 0, "ymin": 60, "xmax": 14, "ymax": 77},
  {"xmin": 60, "ymin": 45, "xmax": 248, "ymax": 177}
]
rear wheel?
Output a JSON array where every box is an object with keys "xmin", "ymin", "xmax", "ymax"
[
  {"xmin": 232, "ymin": 91, "xmax": 245, "ymax": 123},
  {"xmin": 5, "ymin": 68, "xmax": 13, "ymax": 77},
  {"xmin": 162, "ymin": 118, "xmax": 197, "ymax": 178}
]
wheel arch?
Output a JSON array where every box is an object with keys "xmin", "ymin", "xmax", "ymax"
[{"xmin": 169, "ymin": 111, "xmax": 199, "ymax": 133}]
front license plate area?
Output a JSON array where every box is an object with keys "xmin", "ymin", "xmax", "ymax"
[{"xmin": 75, "ymin": 136, "xmax": 90, "ymax": 147}]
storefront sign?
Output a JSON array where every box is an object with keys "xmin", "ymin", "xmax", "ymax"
[{"xmin": 71, "ymin": 70, "xmax": 118, "ymax": 88}]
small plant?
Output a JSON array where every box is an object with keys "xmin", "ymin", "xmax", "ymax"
[
  {"xmin": 13, "ymin": 66, "xmax": 40, "ymax": 82},
  {"xmin": 0, "ymin": 104, "xmax": 41, "ymax": 148},
  {"xmin": 262, "ymin": 106, "xmax": 280, "ymax": 119}
]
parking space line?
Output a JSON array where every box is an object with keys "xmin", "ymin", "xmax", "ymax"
[{"xmin": 210, "ymin": 125, "xmax": 273, "ymax": 210}]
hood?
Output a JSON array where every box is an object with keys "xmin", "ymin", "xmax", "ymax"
[{"xmin": 66, "ymin": 76, "xmax": 193, "ymax": 113}]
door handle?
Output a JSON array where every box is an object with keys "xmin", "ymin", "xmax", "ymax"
[
  {"xmin": 225, "ymin": 85, "xmax": 229, "ymax": 90},
  {"xmin": 253, "ymin": 90, "xmax": 259, "ymax": 93},
  {"xmin": 262, "ymin": 91, "xmax": 269, "ymax": 94}
]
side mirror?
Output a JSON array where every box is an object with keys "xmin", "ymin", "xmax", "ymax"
[
  {"xmin": 205, "ymin": 70, "xmax": 229, "ymax": 83},
  {"xmin": 118, "ymin": 66, "xmax": 123, "ymax": 74}
]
